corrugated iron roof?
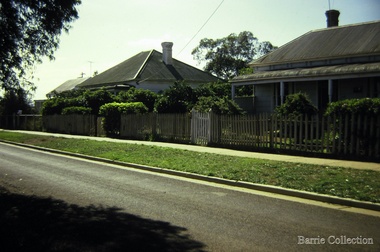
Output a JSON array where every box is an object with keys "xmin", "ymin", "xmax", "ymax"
[
  {"xmin": 49, "ymin": 77, "xmax": 90, "ymax": 94},
  {"xmin": 78, "ymin": 50, "xmax": 219, "ymax": 88},
  {"xmin": 251, "ymin": 20, "xmax": 380, "ymax": 68},
  {"xmin": 233, "ymin": 62, "xmax": 380, "ymax": 83},
  {"xmin": 78, "ymin": 51, "xmax": 151, "ymax": 88}
]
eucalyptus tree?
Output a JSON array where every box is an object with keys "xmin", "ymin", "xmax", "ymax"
[{"xmin": 192, "ymin": 31, "xmax": 276, "ymax": 80}]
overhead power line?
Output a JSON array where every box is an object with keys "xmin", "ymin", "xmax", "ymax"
[
  {"xmin": 177, "ymin": 0, "xmax": 225, "ymax": 56},
  {"xmin": 139, "ymin": 1, "xmax": 225, "ymax": 84}
]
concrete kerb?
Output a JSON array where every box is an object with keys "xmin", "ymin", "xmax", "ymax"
[{"xmin": 1, "ymin": 139, "xmax": 379, "ymax": 212}]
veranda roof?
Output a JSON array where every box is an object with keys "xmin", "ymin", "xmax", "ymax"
[{"xmin": 233, "ymin": 62, "xmax": 380, "ymax": 84}]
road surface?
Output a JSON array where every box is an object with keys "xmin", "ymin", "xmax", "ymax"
[{"xmin": 0, "ymin": 142, "xmax": 379, "ymax": 251}]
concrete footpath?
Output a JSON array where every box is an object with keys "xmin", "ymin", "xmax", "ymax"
[
  {"xmin": 1, "ymin": 129, "xmax": 380, "ymax": 212},
  {"xmin": 5, "ymin": 129, "xmax": 380, "ymax": 172}
]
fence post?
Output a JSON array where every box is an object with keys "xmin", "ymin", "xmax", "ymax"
[
  {"xmin": 376, "ymin": 115, "xmax": 380, "ymax": 158},
  {"xmin": 12, "ymin": 114, "xmax": 15, "ymax": 129},
  {"xmin": 152, "ymin": 112, "xmax": 157, "ymax": 138},
  {"xmin": 269, "ymin": 114, "xmax": 273, "ymax": 149},
  {"xmin": 207, "ymin": 110, "xmax": 212, "ymax": 144},
  {"xmin": 190, "ymin": 109, "xmax": 195, "ymax": 144}
]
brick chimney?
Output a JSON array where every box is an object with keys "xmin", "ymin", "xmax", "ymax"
[
  {"xmin": 325, "ymin": 9, "xmax": 340, "ymax": 27},
  {"xmin": 161, "ymin": 42, "xmax": 173, "ymax": 65}
]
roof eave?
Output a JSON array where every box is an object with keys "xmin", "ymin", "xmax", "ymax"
[
  {"xmin": 251, "ymin": 54, "xmax": 380, "ymax": 70},
  {"xmin": 232, "ymin": 62, "xmax": 380, "ymax": 84}
]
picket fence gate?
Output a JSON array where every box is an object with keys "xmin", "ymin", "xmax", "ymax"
[{"xmin": 191, "ymin": 110, "xmax": 211, "ymax": 145}]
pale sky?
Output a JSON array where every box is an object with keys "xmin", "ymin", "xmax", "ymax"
[{"xmin": 32, "ymin": 0, "xmax": 380, "ymax": 100}]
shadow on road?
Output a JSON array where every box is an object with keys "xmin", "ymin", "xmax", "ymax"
[{"xmin": 0, "ymin": 188, "xmax": 205, "ymax": 252}]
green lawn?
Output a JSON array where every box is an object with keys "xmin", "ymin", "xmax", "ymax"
[{"xmin": 0, "ymin": 131, "xmax": 379, "ymax": 203}]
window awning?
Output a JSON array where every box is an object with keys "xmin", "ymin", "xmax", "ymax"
[{"xmin": 232, "ymin": 62, "xmax": 380, "ymax": 85}]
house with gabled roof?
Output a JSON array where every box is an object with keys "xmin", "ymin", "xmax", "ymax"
[
  {"xmin": 77, "ymin": 42, "xmax": 221, "ymax": 94},
  {"xmin": 231, "ymin": 10, "xmax": 380, "ymax": 114},
  {"xmin": 47, "ymin": 77, "xmax": 91, "ymax": 98}
]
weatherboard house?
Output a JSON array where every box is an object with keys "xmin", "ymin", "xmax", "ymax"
[
  {"xmin": 76, "ymin": 42, "xmax": 220, "ymax": 94},
  {"xmin": 231, "ymin": 10, "xmax": 380, "ymax": 113}
]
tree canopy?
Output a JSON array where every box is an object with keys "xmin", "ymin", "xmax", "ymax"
[
  {"xmin": 0, "ymin": 0, "xmax": 81, "ymax": 91},
  {"xmin": 42, "ymin": 82, "xmax": 244, "ymax": 116},
  {"xmin": 192, "ymin": 31, "xmax": 276, "ymax": 80},
  {"xmin": 0, "ymin": 88, "xmax": 33, "ymax": 115}
]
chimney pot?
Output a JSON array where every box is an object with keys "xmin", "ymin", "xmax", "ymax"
[
  {"xmin": 325, "ymin": 9, "xmax": 340, "ymax": 28},
  {"xmin": 161, "ymin": 42, "xmax": 173, "ymax": 65}
]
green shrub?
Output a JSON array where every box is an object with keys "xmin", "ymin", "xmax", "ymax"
[
  {"xmin": 275, "ymin": 93, "xmax": 318, "ymax": 117},
  {"xmin": 82, "ymin": 88, "xmax": 115, "ymax": 115},
  {"xmin": 324, "ymin": 98, "xmax": 380, "ymax": 156},
  {"xmin": 154, "ymin": 96, "xmax": 189, "ymax": 114},
  {"xmin": 325, "ymin": 98, "xmax": 380, "ymax": 116},
  {"xmin": 194, "ymin": 82, "xmax": 231, "ymax": 98},
  {"xmin": 99, "ymin": 102, "xmax": 148, "ymax": 136},
  {"xmin": 61, "ymin": 106, "xmax": 92, "ymax": 115},
  {"xmin": 41, "ymin": 97, "xmax": 82, "ymax": 115},
  {"xmin": 194, "ymin": 96, "xmax": 244, "ymax": 115},
  {"xmin": 154, "ymin": 82, "xmax": 196, "ymax": 113},
  {"xmin": 116, "ymin": 88, "xmax": 157, "ymax": 112}
]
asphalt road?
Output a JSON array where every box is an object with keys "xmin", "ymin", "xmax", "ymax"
[{"xmin": 0, "ymin": 142, "xmax": 379, "ymax": 251}]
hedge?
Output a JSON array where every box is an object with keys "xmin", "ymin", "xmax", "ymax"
[
  {"xmin": 325, "ymin": 98, "xmax": 380, "ymax": 116},
  {"xmin": 61, "ymin": 106, "xmax": 92, "ymax": 115},
  {"xmin": 99, "ymin": 102, "xmax": 148, "ymax": 136}
]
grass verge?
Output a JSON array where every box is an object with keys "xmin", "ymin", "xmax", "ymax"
[{"xmin": 0, "ymin": 131, "xmax": 379, "ymax": 203}]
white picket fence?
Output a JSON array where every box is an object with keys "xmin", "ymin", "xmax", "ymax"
[{"xmin": 3, "ymin": 111, "xmax": 378, "ymax": 159}]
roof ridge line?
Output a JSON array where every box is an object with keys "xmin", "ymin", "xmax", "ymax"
[
  {"xmin": 133, "ymin": 49, "xmax": 156, "ymax": 80},
  {"xmin": 250, "ymin": 30, "xmax": 313, "ymax": 66},
  {"xmin": 310, "ymin": 19, "xmax": 380, "ymax": 33}
]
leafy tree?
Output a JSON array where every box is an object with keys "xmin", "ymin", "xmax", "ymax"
[
  {"xmin": 192, "ymin": 31, "xmax": 276, "ymax": 80},
  {"xmin": 154, "ymin": 96, "xmax": 189, "ymax": 114},
  {"xmin": 193, "ymin": 96, "xmax": 244, "ymax": 115},
  {"xmin": 0, "ymin": 0, "xmax": 81, "ymax": 91},
  {"xmin": 154, "ymin": 82, "xmax": 196, "ymax": 113},
  {"xmin": 48, "ymin": 88, "xmax": 86, "ymax": 99},
  {"xmin": 194, "ymin": 82, "xmax": 231, "ymax": 98},
  {"xmin": 41, "ymin": 96, "xmax": 82, "ymax": 115},
  {"xmin": 82, "ymin": 88, "xmax": 115, "ymax": 115},
  {"xmin": 42, "ymin": 88, "xmax": 114, "ymax": 115},
  {"xmin": 0, "ymin": 88, "xmax": 33, "ymax": 115},
  {"xmin": 238, "ymin": 67, "xmax": 254, "ymax": 76}
]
